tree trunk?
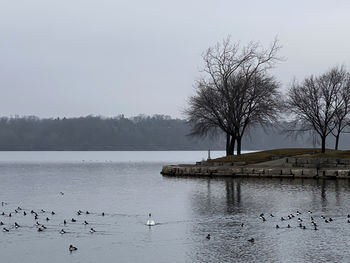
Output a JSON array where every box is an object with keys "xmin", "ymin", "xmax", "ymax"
[
  {"xmin": 335, "ymin": 132, "xmax": 340, "ymax": 150},
  {"xmin": 321, "ymin": 136, "xmax": 326, "ymax": 153},
  {"xmin": 236, "ymin": 136, "xmax": 242, "ymax": 155},
  {"xmin": 226, "ymin": 133, "xmax": 235, "ymax": 156},
  {"xmin": 228, "ymin": 136, "xmax": 235, "ymax": 156},
  {"xmin": 226, "ymin": 133, "xmax": 230, "ymax": 156}
]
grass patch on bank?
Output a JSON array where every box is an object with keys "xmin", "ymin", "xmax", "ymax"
[{"xmin": 210, "ymin": 148, "xmax": 350, "ymax": 164}]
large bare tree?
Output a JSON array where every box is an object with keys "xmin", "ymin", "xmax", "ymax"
[
  {"xmin": 286, "ymin": 67, "xmax": 347, "ymax": 153},
  {"xmin": 186, "ymin": 36, "xmax": 282, "ymax": 155}
]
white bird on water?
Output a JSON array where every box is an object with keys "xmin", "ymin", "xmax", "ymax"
[{"xmin": 146, "ymin": 213, "xmax": 155, "ymax": 226}]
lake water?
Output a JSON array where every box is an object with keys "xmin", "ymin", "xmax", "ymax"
[{"xmin": 1, "ymin": 151, "xmax": 350, "ymax": 263}]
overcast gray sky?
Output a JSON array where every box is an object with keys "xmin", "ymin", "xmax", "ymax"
[{"xmin": 1, "ymin": 0, "xmax": 349, "ymax": 118}]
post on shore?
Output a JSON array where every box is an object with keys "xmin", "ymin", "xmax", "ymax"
[{"xmin": 207, "ymin": 149, "xmax": 211, "ymax": 160}]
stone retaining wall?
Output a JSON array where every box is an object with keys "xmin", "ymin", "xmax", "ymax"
[
  {"xmin": 198, "ymin": 157, "xmax": 350, "ymax": 169},
  {"xmin": 161, "ymin": 165, "xmax": 350, "ymax": 179},
  {"xmin": 287, "ymin": 157, "xmax": 350, "ymax": 168}
]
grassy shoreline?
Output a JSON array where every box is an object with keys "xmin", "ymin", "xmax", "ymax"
[{"xmin": 210, "ymin": 148, "xmax": 350, "ymax": 165}]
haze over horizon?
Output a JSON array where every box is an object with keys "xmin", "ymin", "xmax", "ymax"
[{"xmin": 1, "ymin": 0, "xmax": 350, "ymax": 118}]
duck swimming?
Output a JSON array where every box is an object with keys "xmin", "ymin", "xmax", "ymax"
[
  {"xmin": 69, "ymin": 245, "xmax": 78, "ymax": 252},
  {"xmin": 206, "ymin": 234, "xmax": 211, "ymax": 240},
  {"xmin": 14, "ymin": 222, "xmax": 20, "ymax": 228},
  {"xmin": 90, "ymin": 228, "xmax": 96, "ymax": 233},
  {"xmin": 3, "ymin": 227, "xmax": 9, "ymax": 232},
  {"xmin": 60, "ymin": 229, "xmax": 66, "ymax": 234},
  {"xmin": 146, "ymin": 213, "xmax": 155, "ymax": 226}
]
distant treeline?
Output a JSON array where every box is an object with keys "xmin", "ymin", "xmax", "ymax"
[
  {"xmin": 0, "ymin": 115, "xmax": 349, "ymax": 151},
  {"xmin": 0, "ymin": 115, "xmax": 223, "ymax": 150}
]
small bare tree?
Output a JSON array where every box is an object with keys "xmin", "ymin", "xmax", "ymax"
[{"xmin": 286, "ymin": 67, "xmax": 346, "ymax": 153}]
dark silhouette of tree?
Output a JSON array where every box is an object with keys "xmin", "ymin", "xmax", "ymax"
[
  {"xmin": 186, "ymin": 36, "xmax": 282, "ymax": 156},
  {"xmin": 286, "ymin": 67, "xmax": 347, "ymax": 153},
  {"xmin": 230, "ymin": 73, "xmax": 282, "ymax": 154},
  {"xmin": 185, "ymin": 80, "xmax": 236, "ymax": 155},
  {"xmin": 330, "ymin": 67, "xmax": 350, "ymax": 150}
]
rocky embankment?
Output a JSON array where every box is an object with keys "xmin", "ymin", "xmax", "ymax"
[{"xmin": 161, "ymin": 157, "xmax": 350, "ymax": 179}]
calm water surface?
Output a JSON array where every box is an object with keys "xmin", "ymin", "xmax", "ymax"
[{"xmin": 1, "ymin": 151, "xmax": 350, "ymax": 263}]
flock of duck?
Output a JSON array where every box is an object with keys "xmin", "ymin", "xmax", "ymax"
[
  {"xmin": 1, "ymin": 199, "xmax": 155, "ymax": 252},
  {"xmin": 256, "ymin": 210, "xmax": 350, "ymax": 232},
  {"xmin": 3, "ymin": 197, "xmax": 350, "ymax": 249},
  {"xmin": 206, "ymin": 210, "xmax": 350, "ymax": 243}
]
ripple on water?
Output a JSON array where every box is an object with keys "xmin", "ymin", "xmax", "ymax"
[{"xmin": 1, "ymin": 152, "xmax": 350, "ymax": 262}]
